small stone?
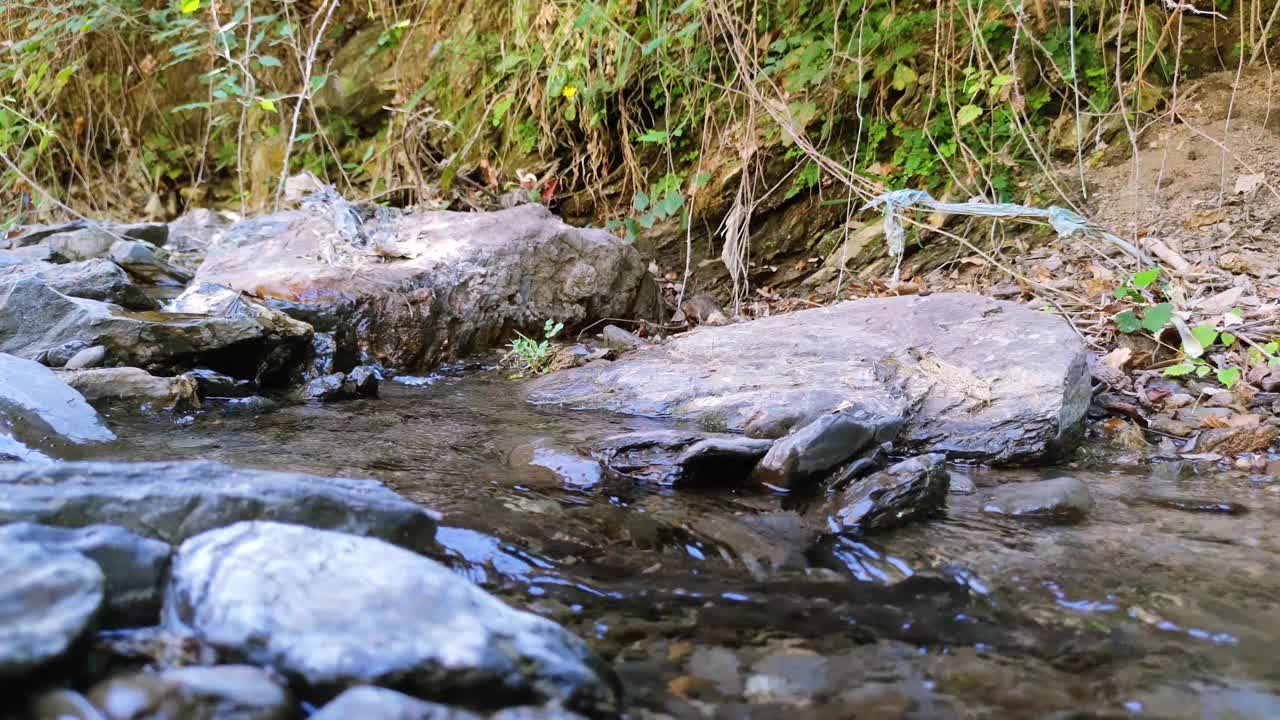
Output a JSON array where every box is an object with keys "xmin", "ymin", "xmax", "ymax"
[
  {"xmin": 0, "ymin": 523, "xmax": 170, "ymax": 628},
  {"xmin": 0, "ymin": 542, "xmax": 104, "ymax": 677},
  {"xmin": 949, "ymin": 473, "xmax": 977, "ymax": 495},
  {"xmin": 982, "ymin": 476, "xmax": 1093, "ymax": 523},
  {"xmin": 1148, "ymin": 413, "xmax": 1193, "ymax": 438},
  {"xmin": 814, "ymin": 454, "xmax": 949, "ymax": 534},
  {"xmin": 86, "ymin": 665, "xmax": 292, "ymax": 720},
  {"xmin": 601, "ymin": 324, "xmax": 646, "ymax": 352},
  {"xmin": 63, "ymin": 345, "xmax": 107, "ymax": 370},
  {"xmin": 1163, "ymin": 393, "xmax": 1195, "ymax": 409},
  {"xmin": 310, "ymin": 687, "xmax": 481, "ymax": 719}
]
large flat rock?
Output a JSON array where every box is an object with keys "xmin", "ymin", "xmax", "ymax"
[
  {"xmin": 194, "ymin": 199, "xmax": 657, "ymax": 371},
  {"xmin": 0, "ymin": 460, "xmax": 440, "ymax": 553},
  {"xmin": 529, "ymin": 294, "xmax": 1090, "ymax": 465},
  {"xmin": 164, "ymin": 521, "xmax": 620, "ymax": 715}
]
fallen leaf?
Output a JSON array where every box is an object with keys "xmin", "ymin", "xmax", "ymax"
[
  {"xmin": 1185, "ymin": 208, "xmax": 1227, "ymax": 228},
  {"xmin": 1195, "ymin": 287, "xmax": 1244, "ymax": 315},
  {"xmin": 1234, "ymin": 173, "xmax": 1265, "ymax": 194},
  {"xmin": 1102, "ymin": 347, "xmax": 1133, "ymax": 370}
]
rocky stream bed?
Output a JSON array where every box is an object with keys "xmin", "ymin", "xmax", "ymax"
[{"xmin": 1, "ymin": 194, "xmax": 1279, "ymax": 719}]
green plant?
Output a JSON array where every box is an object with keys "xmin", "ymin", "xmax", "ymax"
[
  {"xmin": 503, "ymin": 319, "xmax": 564, "ymax": 376},
  {"xmin": 1111, "ymin": 267, "xmax": 1173, "ymax": 335}
]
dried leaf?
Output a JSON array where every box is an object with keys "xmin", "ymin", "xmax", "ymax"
[
  {"xmin": 1185, "ymin": 208, "xmax": 1227, "ymax": 228},
  {"xmin": 1102, "ymin": 347, "xmax": 1133, "ymax": 370},
  {"xmin": 1233, "ymin": 173, "xmax": 1265, "ymax": 194}
]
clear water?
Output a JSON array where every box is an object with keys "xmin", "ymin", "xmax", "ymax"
[{"xmin": 94, "ymin": 372, "xmax": 1280, "ymax": 718}]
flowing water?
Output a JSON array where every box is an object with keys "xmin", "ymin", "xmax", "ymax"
[{"xmin": 95, "ymin": 370, "xmax": 1280, "ymax": 719}]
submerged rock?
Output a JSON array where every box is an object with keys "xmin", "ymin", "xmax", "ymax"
[
  {"xmin": 0, "ymin": 352, "xmax": 115, "ymax": 460},
  {"xmin": 0, "ymin": 460, "xmax": 440, "ymax": 553},
  {"xmin": 0, "ymin": 542, "xmax": 104, "ymax": 677},
  {"xmin": 591, "ymin": 430, "xmax": 772, "ymax": 487},
  {"xmin": 508, "ymin": 439, "xmax": 606, "ymax": 489},
  {"xmin": 57, "ymin": 367, "xmax": 200, "ymax": 412},
  {"xmin": 815, "ymin": 454, "xmax": 950, "ymax": 534},
  {"xmin": 0, "ymin": 275, "xmax": 311, "ymax": 383},
  {"xmin": 531, "ymin": 294, "xmax": 1091, "ymax": 465},
  {"xmin": 164, "ymin": 521, "xmax": 620, "ymax": 715},
  {"xmin": 982, "ymin": 476, "xmax": 1093, "ymax": 522},
  {"xmin": 294, "ymin": 365, "xmax": 380, "ymax": 402},
  {"xmin": 310, "ymin": 686, "xmax": 482, "ymax": 719},
  {"xmin": 0, "ymin": 523, "xmax": 170, "ymax": 628},
  {"xmin": 194, "ymin": 201, "xmax": 657, "ymax": 372},
  {"xmin": 86, "ymin": 665, "xmax": 292, "ymax": 720}
]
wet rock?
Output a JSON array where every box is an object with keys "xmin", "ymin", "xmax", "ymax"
[
  {"xmin": 0, "ymin": 259, "xmax": 157, "ymax": 310},
  {"xmin": 194, "ymin": 201, "xmax": 656, "ymax": 372},
  {"xmin": 0, "ymin": 460, "xmax": 440, "ymax": 553},
  {"xmin": 64, "ymin": 345, "xmax": 107, "ymax": 370},
  {"xmin": 0, "ymin": 353, "xmax": 115, "ymax": 460},
  {"xmin": 204, "ymin": 396, "xmax": 276, "ymax": 415},
  {"xmin": 530, "ymin": 293, "xmax": 1090, "ymax": 465},
  {"xmin": 1136, "ymin": 495, "xmax": 1249, "ymax": 515},
  {"xmin": 310, "ymin": 686, "xmax": 482, "ymax": 719},
  {"xmin": 600, "ymin": 325, "xmax": 646, "ymax": 352},
  {"xmin": 814, "ymin": 454, "xmax": 950, "ymax": 534},
  {"xmin": 294, "ymin": 365, "xmax": 380, "ymax": 401},
  {"xmin": 686, "ymin": 646, "xmax": 742, "ymax": 695},
  {"xmin": 745, "ymin": 653, "xmax": 829, "ymax": 705},
  {"xmin": 491, "ymin": 707, "xmax": 589, "ymax": 720},
  {"xmin": 36, "ymin": 340, "xmax": 92, "ymax": 368},
  {"xmin": 86, "ymin": 665, "xmax": 292, "ymax": 720},
  {"xmin": 57, "ymin": 367, "xmax": 200, "ymax": 412},
  {"xmin": 982, "ymin": 476, "xmax": 1093, "ymax": 522},
  {"xmin": 164, "ymin": 521, "xmax": 619, "ymax": 715},
  {"xmin": 752, "ymin": 407, "xmax": 903, "ymax": 492},
  {"xmin": 0, "ymin": 541, "xmax": 104, "ymax": 677},
  {"xmin": 185, "ymin": 368, "xmax": 257, "ymax": 399},
  {"xmin": 0, "ymin": 523, "xmax": 170, "ymax": 628},
  {"xmin": 93, "ymin": 625, "xmax": 218, "ymax": 669},
  {"xmin": 949, "ymin": 473, "xmax": 977, "ymax": 495},
  {"xmin": 508, "ymin": 440, "xmax": 605, "ymax": 489},
  {"xmin": 591, "ymin": 430, "xmax": 771, "ymax": 487},
  {"xmin": 0, "ymin": 275, "xmax": 311, "ymax": 382}
]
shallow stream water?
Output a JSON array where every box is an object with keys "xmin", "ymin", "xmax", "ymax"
[{"xmin": 93, "ymin": 371, "xmax": 1280, "ymax": 719}]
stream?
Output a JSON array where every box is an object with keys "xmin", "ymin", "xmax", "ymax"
[{"xmin": 86, "ymin": 369, "xmax": 1280, "ymax": 719}]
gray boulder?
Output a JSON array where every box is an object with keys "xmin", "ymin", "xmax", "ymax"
[
  {"xmin": 86, "ymin": 665, "xmax": 292, "ymax": 720},
  {"xmin": 0, "ymin": 275, "xmax": 311, "ymax": 383},
  {"xmin": 982, "ymin": 476, "xmax": 1093, "ymax": 523},
  {"xmin": 590, "ymin": 430, "xmax": 773, "ymax": 487},
  {"xmin": 0, "ymin": 460, "xmax": 440, "ymax": 553},
  {"xmin": 0, "ymin": 542, "xmax": 104, "ymax": 677},
  {"xmin": 530, "ymin": 294, "xmax": 1091, "ymax": 465},
  {"xmin": 194, "ymin": 200, "xmax": 657, "ymax": 372},
  {"xmin": 0, "ymin": 523, "xmax": 170, "ymax": 628},
  {"xmin": 814, "ymin": 454, "xmax": 950, "ymax": 534},
  {"xmin": 164, "ymin": 522, "xmax": 620, "ymax": 715},
  {"xmin": 0, "ymin": 258, "xmax": 157, "ymax": 310},
  {"xmin": 310, "ymin": 687, "xmax": 482, "ymax": 719},
  {"xmin": 108, "ymin": 239, "xmax": 192, "ymax": 286},
  {"xmin": 752, "ymin": 407, "xmax": 903, "ymax": 491},
  {"xmin": 0, "ymin": 353, "xmax": 115, "ymax": 460},
  {"xmin": 45, "ymin": 228, "xmax": 117, "ymax": 262}
]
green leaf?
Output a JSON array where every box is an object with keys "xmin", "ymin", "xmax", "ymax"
[
  {"xmin": 1190, "ymin": 324, "xmax": 1219, "ymax": 350},
  {"xmin": 1114, "ymin": 310, "xmax": 1141, "ymax": 334},
  {"xmin": 891, "ymin": 64, "xmax": 917, "ymax": 91},
  {"xmin": 956, "ymin": 104, "xmax": 982, "ymax": 127},
  {"xmin": 309, "ymin": 74, "xmax": 329, "ymax": 94},
  {"xmin": 1220, "ymin": 332, "xmax": 1236, "ymax": 347},
  {"xmin": 257, "ymin": 55, "xmax": 283, "ymax": 68},
  {"xmin": 180, "ymin": 0, "xmax": 200, "ymax": 14},
  {"xmin": 990, "ymin": 73, "xmax": 1015, "ymax": 88},
  {"xmin": 636, "ymin": 129, "xmax": 668, "ymax": 143},
  {"xmin": 657, "ymin": 190, "xmax": 684, "ymax": 217},
  {"xmin": 1195, "ymin": 364, "xmax": 1212, "ymax": 377},
  {"xmin": 1140, "ymin": 303, "xmax": 1173, "ymax": 332},
  {"xmin": 1162, "ymin": 363, "xmax": 1196, "ymax": 377},
  {"xmin": 258, "ymin": 99, "xmax": 276, "ymax": 112},
  {"xmin": 1113, "ymin": 287, "xmax": 1138, "ymax": 300},
  {"xmin": 1131, "ymin": 267, "xmax": 1159, "ymax": 288},
  {"xmin": 632, "ymin": 191, "xmax": 650, "ymax": 212},
  {"xmin": 491, "ymin": 95, "xmax": 514, "ymax": 127},
  {"xmin": 1216, "ymin": 366, "xmax": 1241, "ymax": 389}
]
